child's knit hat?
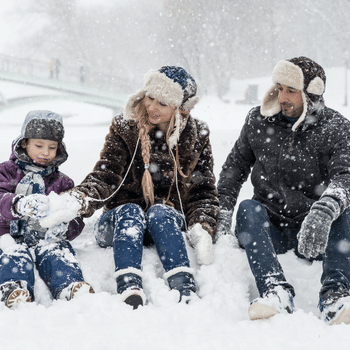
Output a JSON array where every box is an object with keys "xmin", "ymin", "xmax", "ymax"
[
  {"xmin": 124, "ymin": 66, "xmax": 200, "ymax": 148},
  {"xmin": 22, "ymin": 110, "xmax": 64, "ymax": 142},
  {"xmin": 261, "ymin": 56, "xmax": 326, "ymax": 131},
  {"xmin": 13, "ymin": 110, "xmax": 68, "ymax": 166}
]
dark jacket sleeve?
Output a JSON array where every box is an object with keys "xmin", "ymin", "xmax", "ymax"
[
  {"xmin": 217, "ymin": 111, "xmax": 256, "ymax": 213},
  {"xmin": 320, "ymin": 111, "xmax": 350, "ymax": 213},
  {"xmin": 73, "ymin": 117, "xmax": 132, "ymax": 217},
  {"xmin": 53, "ymin": 172, "xmax": 85, "ymax": 241},
  {"xmin": 185, "ymin": 124, "xmax": 219, "ymax": 238}
]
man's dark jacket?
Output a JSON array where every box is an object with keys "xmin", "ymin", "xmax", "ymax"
[{"xmin": 217, "ymin": 105, "xmax": 350, "ymax": 229}]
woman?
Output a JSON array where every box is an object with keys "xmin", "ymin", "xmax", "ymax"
[{"xmin": 45, "ymin": 66, "xmax": 219, "ymax": 309}]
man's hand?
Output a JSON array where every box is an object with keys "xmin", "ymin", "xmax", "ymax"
[
  {"xmin": 215, "ymin": 209, "xmax": 233, "ymax": 242},
  {"xmin": 297, "ymin": 197, "xmax": 340, "ymax": 259}
]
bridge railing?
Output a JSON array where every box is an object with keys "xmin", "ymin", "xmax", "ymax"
[{"xmin": 0, "ymin": 54, "xmax": 130, "ymax": 93}]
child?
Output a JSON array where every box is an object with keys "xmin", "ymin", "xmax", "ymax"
[{"xmin": 0, "ymin": 110, "xmax": 94, "ymax": 308}]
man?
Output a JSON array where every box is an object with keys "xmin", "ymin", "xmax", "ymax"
[{"xmin": 217, "ymin": 56, "xmax": 350, "ymax": 325}]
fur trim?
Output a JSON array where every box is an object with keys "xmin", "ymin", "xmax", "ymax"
[
  {"xmin": 307, "ymin": 76, "xmax": 325, "ymax": 95},
  {"xmin": 291, "ymin": 91, "xmax": 307, "ymax": 132},
  {"xmin": 144, "ymin": 70, "xmax": 184, "ymax": 108},
  {"xmin": 163, "ymin": 266, "xmax": 195, "ymax": 280},
  {"xmin": 261, "ymin": 85, "xmax": 280, "ymax": 117},
  {"xmin": 119, "ymin": 287, "xmax": 147, "ymax": 305},
  {"xmin": 272, "ymin": 60, "xmax": 304, "ymax": 90},
  {"xmin": 114, "ymin": 267, "xmax": 143, "ymax": 279},
  {"xmin": 182, "ymin": 96, "xmax": 200, "ymax": 111},
  {"xmin": 123, "ymin": 89, "xmax": 146, "ymax": 121},
  {"xmin": 168, "ymin": 109, "xmax": 181, "ymax": 149}
]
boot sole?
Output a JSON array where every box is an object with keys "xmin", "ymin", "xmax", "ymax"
[
  {"xmin": 6, "ymin": 289, "xmax": 31, "ymax": 309},
  {"xmin": 248, "ymin": 302, "xmax": 280, "ymax": 320},
  {"xmin": 330, "ymin": 307, "xmax": 350, "ymax": 325},
  {"xmin": 71, "ymin": 282, "xmax": 95, "ymax": 299},
  {"xmin": 124, "ymin": 294, "xmax": 143, "ymax": 310}
]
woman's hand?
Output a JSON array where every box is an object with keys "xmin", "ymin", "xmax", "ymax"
[{"xmin": 186, "ymin": 223, "xmax": 214, "ymax": 265}]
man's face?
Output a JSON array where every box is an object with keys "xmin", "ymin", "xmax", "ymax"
[{"xmin": 277, "ymin": 83, "xmax": 304, "ymax": 119}]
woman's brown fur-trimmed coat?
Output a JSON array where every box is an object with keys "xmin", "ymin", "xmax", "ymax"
[{"xmin": 75, "ymin": 114, "xmax": 219, "ymax": 238}]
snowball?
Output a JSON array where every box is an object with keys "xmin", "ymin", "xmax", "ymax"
[
  {"xmin": 0, "ymin": 233, "xmax": 17, "ymax": 250},
  {"xmin": 40, "ymin": 192, "xmax": 81, "ymax": 228}
]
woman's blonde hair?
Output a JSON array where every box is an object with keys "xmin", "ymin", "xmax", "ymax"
[{"xmin": 135, "ymin": 98, "xmax": 187, "ymax": 206}]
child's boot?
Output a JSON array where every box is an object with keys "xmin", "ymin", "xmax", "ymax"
[
  {"xmin": 0, "ymin": 281, "xmax": 31, "ymax": 309},
  {"xmin": 59, "ymin": 281, "xmax": 95, "ymax": 301},
  {"xmin": 165, "ymin": 268, "xmax": 197, "ymax": 303},
  {"xmin": 115, "ymin": 268, "xmax": 146, "ymax": 310}
]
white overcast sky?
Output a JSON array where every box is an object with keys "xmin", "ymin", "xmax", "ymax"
[{"xmin": 0, "ymin": 0, "xmax": 118, "ymax": 53}]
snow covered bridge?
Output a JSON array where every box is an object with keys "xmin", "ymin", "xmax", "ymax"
[
  {"xmin": 0, "ymin": 70, "xmax": 126, "ymax": 112},
  {"xmin": 0, "ymin": 55, "xmax": 128, "ymax": 112}
]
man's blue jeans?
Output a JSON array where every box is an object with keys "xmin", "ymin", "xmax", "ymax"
[
  {"xmin": 236, "ymin": 199, "xmax": 350, "ymax": 298},
  {"xmin": 95, "ymin": 203, "xmax": 190, "ymax": 273}
]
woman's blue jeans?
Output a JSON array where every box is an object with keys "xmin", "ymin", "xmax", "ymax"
[
  {"xmin": 95, "ymin": 203, "xmax": 190, "ymax": 273},
  {"xmin": 236, "ymin": 199, "xmax": 350, "ymax": 298}
]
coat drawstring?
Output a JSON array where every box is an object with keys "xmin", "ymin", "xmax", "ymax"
[
  {"xmin": 89, "ymin": 138, "xmax": 140, "ymax": 204},
  {"xmin": 85, "ymin": 139, "xmax": 187, "ymax": 231}
]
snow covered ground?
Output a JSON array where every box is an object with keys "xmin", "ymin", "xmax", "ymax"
[{"xmin": 0, "ymin": 67, "xmax": 350, "ymax": 350}]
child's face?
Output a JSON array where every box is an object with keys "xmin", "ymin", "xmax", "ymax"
[{"xmin": 22, "ymin": 138, "xmax": 58, "ymax": 166}]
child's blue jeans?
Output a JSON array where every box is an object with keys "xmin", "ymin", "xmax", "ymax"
[
  {"xmin": 236, "ymin": 199, "xmax": 350, "ymax": 298},
  {"xmin": 0, "ymin": 240, "xmax": 84, "ymax": 300},
  {"xmin": 95, "ymin": 203, "xmax": 190, "ymax": 273}
]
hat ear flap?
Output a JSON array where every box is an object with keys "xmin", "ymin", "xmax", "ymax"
[
  {"xmin": 261, "ymin": 85, "xmax": 281, "ymax": 117},
  {"xmin": 168, "ymin": 109, "xmax": 181, "ymax": 149},
  {"xmin": 182, "ymin": 96, "xmax": 200, "ymax": 111},
  {"xmin": 306, "ymin": 76, "xmax": 325, "ymax": 95},
  {"xmin": 124, "ymin": 89, "xmax": 147, "ymax": 120}
]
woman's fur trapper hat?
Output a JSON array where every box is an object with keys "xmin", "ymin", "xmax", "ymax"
[
  {"xmin": 124, "ymin": 66, "xmax": 200, "ymax": 148},
  {"xmin": 261, "ymin": 56, "xmax": 326, "ymax": 131}
]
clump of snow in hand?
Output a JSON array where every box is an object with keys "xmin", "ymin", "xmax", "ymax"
[
  {"xmin": 0, "ymin": 233, "xmax": 17, "ymax": 251},
  {"xmin": 40, "ymin": 192, "xmax": 81, "ymax": 228}
]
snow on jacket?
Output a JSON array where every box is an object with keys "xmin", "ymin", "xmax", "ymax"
[
  {"xmin": 74, "ymin": 113, "xmax": 219, "ymax": 238},
  {"xmin": 0, "ymin": 150, "xmax": 84, "ymax": 241},
  {"xmin": 217, "ymin": 105, "xmax": 350, "ymax": 229}
]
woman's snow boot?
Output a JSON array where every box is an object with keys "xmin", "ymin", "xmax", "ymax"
[
  {"xmin": 165, "ymin": 269, "xmax": 197, "ymax": 303},
  {"xmin": 115, "ymin": 268, "xmax": 146, "ymax": 309}
]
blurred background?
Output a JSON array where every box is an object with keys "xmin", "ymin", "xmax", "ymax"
[{"xmin": 0, "ymin": 0, "xmax": 349, "ymax": 100}]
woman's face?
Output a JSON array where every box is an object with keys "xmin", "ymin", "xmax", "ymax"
[{"xmin": 144, "ymin": 96, "xmax": 174, "ymax": 132}]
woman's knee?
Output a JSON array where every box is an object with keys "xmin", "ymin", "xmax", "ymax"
[
  {"xmin": 95, "ymin": 204, "xmax": 145, "ymax": 247},
  {"xmin": 147, "ymin": 204, "xmax": 179, "ymax": 226}
]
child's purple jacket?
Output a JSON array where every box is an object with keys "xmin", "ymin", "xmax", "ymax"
[
  {"xmin": 0, "ymin": 109, "xmax": 85, "ymax": 242},
  {"xmin": 0, "ymin": 152, "xmax": 84, "ymax": 240}
]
